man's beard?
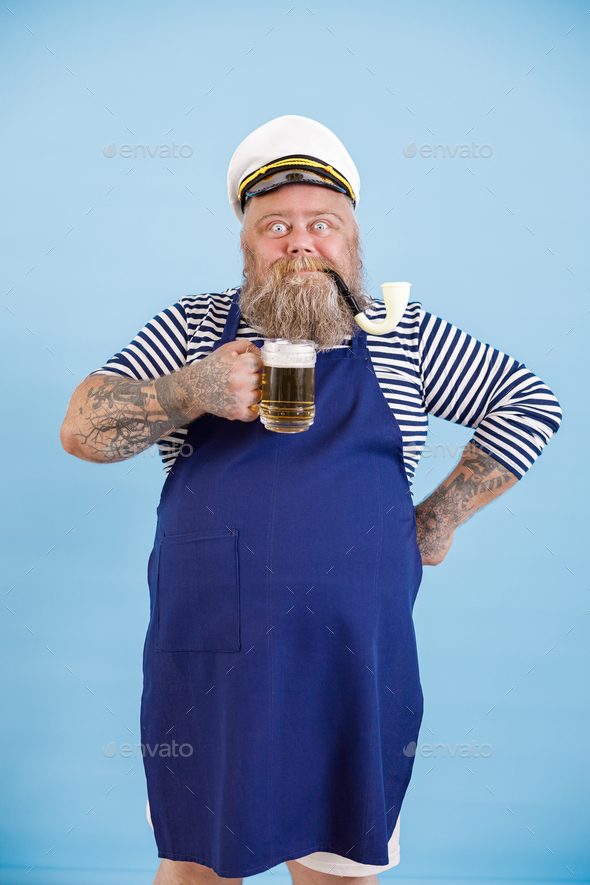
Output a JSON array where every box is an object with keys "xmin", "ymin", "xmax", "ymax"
[{"xmin": 238, "ymin": 253, "xmax": 373, "ymax": 352}]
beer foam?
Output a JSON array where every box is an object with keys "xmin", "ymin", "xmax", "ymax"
[{"xmin": 261, "ymin": 338, "xmax": 317, "ymax": 368}]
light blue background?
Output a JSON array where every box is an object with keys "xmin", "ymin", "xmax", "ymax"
[{"xmin": 1, "ymin": 0, "xmax": 588, "ymax": 882}]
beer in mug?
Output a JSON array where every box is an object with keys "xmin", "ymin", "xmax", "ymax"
[{"xmin": 259, "ymin": 339, "xmax": 317, "ymax": 433}]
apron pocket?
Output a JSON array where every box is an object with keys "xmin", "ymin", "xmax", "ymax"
[{"xmin": 156, "ymin": 529, "xmax": 240, "ymax": 652}]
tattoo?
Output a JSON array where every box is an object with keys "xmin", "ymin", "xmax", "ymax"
[
  {"xmin": 75, "ymin": 378, "xmax": 177, "ymax": 462},
  {"xmin": 155, "ymin": 350, "xmax": 253, "ymax": 424},
  {"xmin": 415, "ymin": 445, "xmax": 517, "ymax": 564},
  {"xmin": 156, "ymin": 350, "xmax": 259, "ymax": 423}
]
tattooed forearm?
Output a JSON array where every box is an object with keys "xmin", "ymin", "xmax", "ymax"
[
  {"xmin": 415, "ymin": 443, "xmax": 519, "ymax": 565},
  {"xmin": 60, "ymin": 341, "xmax": 263, "ymax": 464},
  {"xmin": 72, "ymin": 377, "xmax": 182, "ymax": 462},
  {"xmin": 418, "ymin": 444, "xmax": 517, "ymax": 527}
]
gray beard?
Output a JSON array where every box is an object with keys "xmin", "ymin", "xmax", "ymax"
[{"xmin": 238, "ymin": 255, "xmax": 373, "ymax": 352}]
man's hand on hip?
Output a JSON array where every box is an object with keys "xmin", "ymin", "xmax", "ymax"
[{"xmin": 415, "ymin": 512, "xmax": 455, "ymax": 567}]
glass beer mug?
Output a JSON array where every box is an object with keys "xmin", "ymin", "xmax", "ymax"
[{"xmin": 259, "ymin": 339, "xmax": 317, "ymax": 433}]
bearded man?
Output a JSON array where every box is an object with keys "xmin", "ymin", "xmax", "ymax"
[{"xmin": 60, "ymin": 116, "xmax": 562, "ymax": 885}]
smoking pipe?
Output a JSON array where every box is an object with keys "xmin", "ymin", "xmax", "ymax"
[{"xmin": 322, "ymin": 270, "xmax": 411, "ymax": 335}]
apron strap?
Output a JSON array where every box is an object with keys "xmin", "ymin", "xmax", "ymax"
[
  {"xmin": 350, "ymin": 324, "xmax": 368, "ymax": 352},
  {"xmin": 213, "ymin": 288, "xmax": 242, "ymax": 351}
]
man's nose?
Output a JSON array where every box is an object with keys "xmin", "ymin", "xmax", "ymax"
[{"xmin": 285, "ymin": 227, "xmax": 318, "ymax": 255}]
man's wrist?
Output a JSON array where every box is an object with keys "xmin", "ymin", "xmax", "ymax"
[{"xmin": 155, "ymin": 368, "xmax": 203, "ymax": 425}]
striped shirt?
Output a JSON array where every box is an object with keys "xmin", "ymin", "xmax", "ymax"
[{"xmin": 89, "ymin": 288, "xmax": 562, "ymax": 487}]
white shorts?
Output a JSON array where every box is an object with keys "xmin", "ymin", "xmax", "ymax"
[{"xmin": 146, "ymin": 799, "xmax": 400, "ymax": 876}]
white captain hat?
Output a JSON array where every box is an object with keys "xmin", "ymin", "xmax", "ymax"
[{"xmin": 227, "ymin": 115, "xmax": 360, "ymax": 222}]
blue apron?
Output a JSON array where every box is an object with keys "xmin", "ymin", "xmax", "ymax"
[{"xmin": 141, "ymin": 289, "xmax": 423, "ymax": 876}]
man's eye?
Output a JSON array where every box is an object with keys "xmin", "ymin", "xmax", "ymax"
[
  {"xmin": 271, "ymin": 222, "xmax": 287, "ymax": 233},
  {"xmin": 314, "ymin": 221, "xmax": 328, "ymax": 231}
]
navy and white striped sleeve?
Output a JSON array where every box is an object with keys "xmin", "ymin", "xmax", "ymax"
[
  {"xmin": 87, "ymin": 298, "xmax": 198, "ymax": 470},
  {"xmin": 418, "ymin": 310, "xmax": 562, "ymax": 478},
  {"xmin": 88, "ymin": 300, "xmax": 189, "ymax": 379}
]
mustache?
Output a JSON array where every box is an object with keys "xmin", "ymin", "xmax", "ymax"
[{"xmin": 262, "ymin": 255, "xmax": 344, "ymax": 281}]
